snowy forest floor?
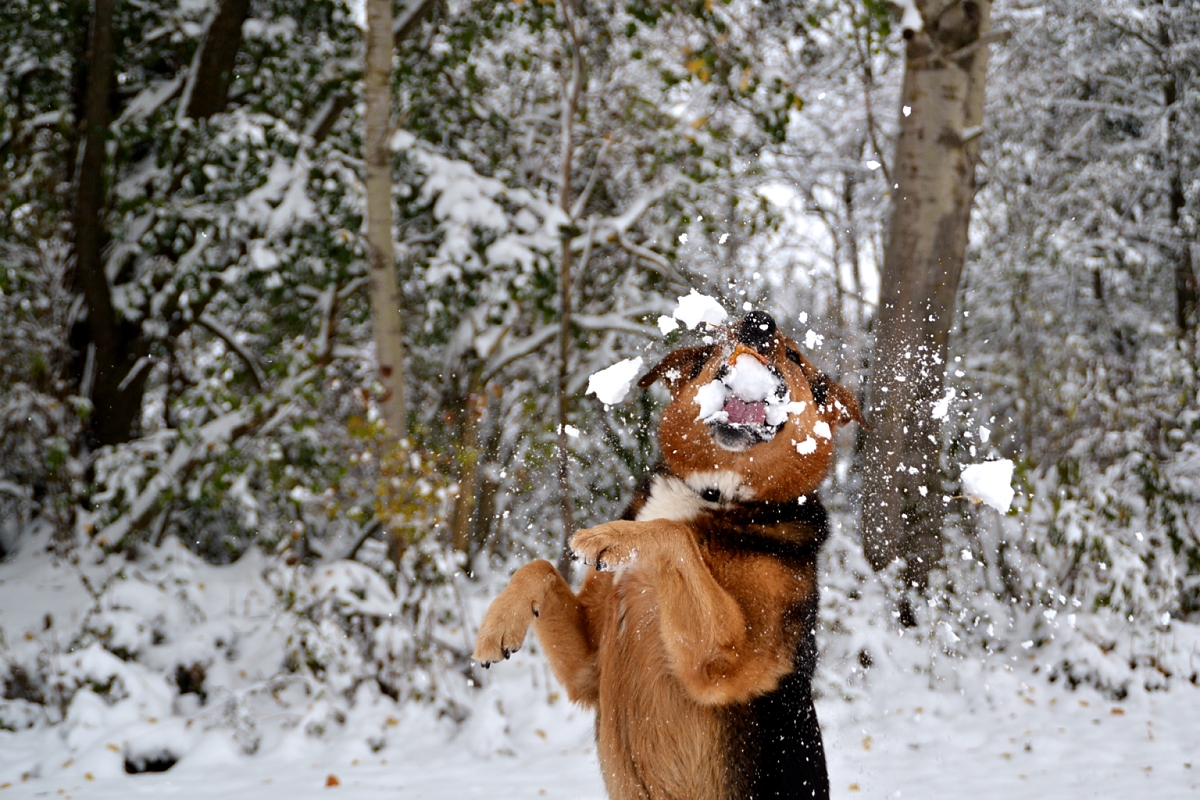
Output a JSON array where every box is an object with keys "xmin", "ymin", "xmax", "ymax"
[
  {"xmin": 4, "ymin": 653, "xmax": 1197, "ymax": 800},
  {"xmin": 2, "ymin": 537, "xmax": 1198, "ymax": 800}
]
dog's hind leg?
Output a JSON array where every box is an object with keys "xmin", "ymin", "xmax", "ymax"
[{"xmin": 474, "ymin": 560, "xmax": 599, "ymax": 704}]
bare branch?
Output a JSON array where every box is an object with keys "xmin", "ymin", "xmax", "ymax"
[{"xmin": 197, "ymin": 312, "xmax": 267, "ymax": 391}]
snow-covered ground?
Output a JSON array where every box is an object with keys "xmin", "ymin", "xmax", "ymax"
[{"xmin": 2, "ymin": 536, "xmax": 1198, "ymax": 800}]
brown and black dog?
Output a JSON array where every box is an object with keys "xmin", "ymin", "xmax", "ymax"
[{"xmin": 474, "ymin": 311, "xmax": 862, "ymax": 800}]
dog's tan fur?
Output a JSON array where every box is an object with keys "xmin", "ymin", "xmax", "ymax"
[{"xmin": 474, "ymin": 319, "xmax": 861, "ymax": 800}]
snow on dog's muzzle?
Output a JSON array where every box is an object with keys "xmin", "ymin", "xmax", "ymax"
[{"xmin": 695, "ymin": 353, "xmax": 803, "ymax": 451}]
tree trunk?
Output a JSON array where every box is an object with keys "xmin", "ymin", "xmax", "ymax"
[
  {"xmin": 364, "ymin": 0, "xmax": 408, "ymax": 436},
  {"xmin": 450, "ymin": 370, "xmax": 484, "ymax": 555},
  {"xmin": 859, "ymin": 0, "xmax": 995, "ymax": 592},
  {"xmin": 181, "ymin": 0, "xmax": 252, "ymax": 119},
  {"xmin": 1159, "ymin": 17, "xmax": 1198, "ymax": 338},
  {"xmin": 554, "ymin": 0, "xmax": 584, "ymax": 577},
  {"xmin": 73, "ymin": 0, "xmax": 152, "ymax": 448}
]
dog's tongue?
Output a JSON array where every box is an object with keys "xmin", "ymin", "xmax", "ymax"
[{"xmin": 724, "ymin": 397, "xmax": 766, "ymax": 425}]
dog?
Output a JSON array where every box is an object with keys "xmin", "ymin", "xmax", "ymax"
[{"xmin": 473, "ymin": 310, "xmax": 862, "ymax": 800}]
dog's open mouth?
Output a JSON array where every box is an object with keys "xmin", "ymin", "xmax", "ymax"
[{"xmin": 696, "ymin": 354, "xmax": 804, "ymax": 451}]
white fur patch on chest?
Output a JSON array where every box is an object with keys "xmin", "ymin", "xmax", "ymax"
[{"xmin": 633, "ymin": 470, "xmax": 754, "ymax": 524}]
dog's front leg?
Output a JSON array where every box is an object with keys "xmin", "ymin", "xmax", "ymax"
[
  {"xmin": 473, "ymin": 560, "xmax": 598, "ymax": 704},
  {"xmin": 572, "ymin": 521, "xmax": 790, "ymax": 705}
]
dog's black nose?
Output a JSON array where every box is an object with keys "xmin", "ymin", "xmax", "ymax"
[{"xmin": 737, "ymin": 311, "xmax": 776, "ymax": 352}]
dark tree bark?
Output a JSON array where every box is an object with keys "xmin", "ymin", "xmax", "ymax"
[
  {"xmin": 1159, "ymin": 17, "xmax": 1198, "ymax": 338},
  {"xmin": 73, "ymin": 0, "xmax": 151, "ymax": 447},
  {"xmin": 859, "ymin": 1, "xmax": 997, "ymax": 593},
  {"xmin": 553, "ymin": 0, "xmax": 584, "ymax": 577},
  {"xmin": 182, "ymin": 0, "xmax": 252, "ymax": 119}
]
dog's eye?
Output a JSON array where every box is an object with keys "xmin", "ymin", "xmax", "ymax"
[
  {"xmin": 689, "ymin": 358, "xmax": 707, "ymax": 381},
  {"xmin": 786, "ymin": 349, "xmax": 803, "ymax": 367}
]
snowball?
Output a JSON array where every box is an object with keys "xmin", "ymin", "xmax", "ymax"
[
  {"xmin": 657, "ymin": 315, "xmax": 680, "ymax": 335},
  {"xmin": 960, "ymin": 459, "xmax": 1015, "ymax": 512},
  {"xmin": 586, "ymin": 357, "xmax": 644, "ymax": 405},
  {"xmin": 931, "ymin": 388, "xmax": 955, "ymax": 420},
  {"xmin": 673, "ymin": 290, "xmax": 728, "ymax": 330},
  {"xmin": 726, "ymin": 355, "xmax": 777, "ymax": 401},
  {"xmin": 695, "ymin": 354, "xmax": 813, "ymax": 429},
  {"xmin": 804, "ymin": 329, "xmax": 823, "ymax": 349},
  {"xmin": 695, "ymin": 380, "xmax": 729, "ymax": 421},
  {"xmin": 794, "ymin": 436, "xmax": 817, "ymax": 454}
]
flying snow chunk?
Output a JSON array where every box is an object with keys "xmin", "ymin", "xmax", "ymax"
[
  {"xmin": 804, "ymin": 329, "xmax": 823, "ymax": 349},
  {"xmin": 960, "ymin": 459, "xmax": 1015, "ymax": 512},
  {"xmin": 586, "ymin": 357, "xmax": 644, "ymax": 405},
  {"xmin": 657, "ymin": 315, "xmax": 680, "ymax": 335},
  {"xmin": 673, "ymin": 290, "xmax": 728, "ymax": 330},
  {"xmin": 931, "ymin": 388, "xmax": 955, "ymax": 420},
  {"xmin": 866, "ymin": 160, "xmax": 881, "ymax": 171},
  {"xmin": 897, "ymin": 0, "xmax": 924, "ymax": 33}
]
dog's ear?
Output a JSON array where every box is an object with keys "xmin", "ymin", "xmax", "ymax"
[
  {"xmin": 823, "ymin": 380, "xmax": 865, "ymax": 428},
  {"xmin": 638, "ymin": 345, "xmax": 716, "ymax": 393},
  {"xmin": 782, "ymin": 338, "xmax": 865, "ymax": 428}
]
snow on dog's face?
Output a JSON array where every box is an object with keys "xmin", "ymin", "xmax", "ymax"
[{"xmin": 639, "ymin": 311, "xmax": 863, "ymax": 502}]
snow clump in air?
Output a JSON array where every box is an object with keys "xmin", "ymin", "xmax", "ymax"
[
  {"xmin": 672, "ymin": 289, "xmax": 728, "ymax": 330},
  {"xmin": 657, "ymin": 315, "xmax": 681, "ymax": 335},
  {"xmin": 960, "ymin": 459, "xmax": 1015, "ymax": 512},
  {"xmin": 931, "ymin": 387, "xmax": 955, "ymax": 420},
  {"xmin": 586, "ymin": 357, "xmax": 645, "ymax": 405}
]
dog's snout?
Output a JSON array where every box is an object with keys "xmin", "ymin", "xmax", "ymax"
[{"xmin": 737, "ymin": 311, "xmax": 777, "ymax": 352}]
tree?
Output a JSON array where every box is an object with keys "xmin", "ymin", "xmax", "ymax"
[
  {"xmin": 859, "ymin": 0, "xmax": 1002, "ymax": 595},
  {"xmin": 363, "ymin": 0, "xmax": 408, "ymax": 440},
  {"xmin": 72, "ymin": 0, "xmax": 141, "ymax": 449}
]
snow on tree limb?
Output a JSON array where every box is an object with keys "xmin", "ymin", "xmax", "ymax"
[{"xmin": 97, "ymin": 410, "xmax": 256, "ymax": 549}]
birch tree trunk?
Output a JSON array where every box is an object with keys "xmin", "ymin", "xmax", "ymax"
[
  {"xmin": 364, "ymin": 0, "xmax": 408, "ymax": 435},
  {"xmin": 859, "ymin": 0, "xmax": 996, "ymax": 594}
]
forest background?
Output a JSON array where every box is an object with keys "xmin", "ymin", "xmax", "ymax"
[{"xmin": 1, "ymin": 0, "xmax": 1199, "ymax": 778}]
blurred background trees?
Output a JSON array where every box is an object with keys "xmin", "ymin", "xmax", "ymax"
[{"xmin": 1, "ymin": 0, "xmax": 1197, "ymax": 706}]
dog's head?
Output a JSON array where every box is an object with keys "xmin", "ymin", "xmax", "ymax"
[{"xmin": 639, "ymin": 311, "xmax": 863, "ymax": 502}]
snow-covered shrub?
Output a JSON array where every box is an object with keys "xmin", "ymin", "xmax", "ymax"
[{"xmin": 0, "ymin": 245, "xmax": 87, "ymax": 548}]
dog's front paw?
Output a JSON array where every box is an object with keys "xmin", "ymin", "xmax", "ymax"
[
  {"xmin": 474, "ymin": 594, "xmax": 533, "ymax": 667},
  {"xmin": 571, "ymin": 521, "xmax": 645, "ymax": 571},
  {"xmin": 473, "ymin": 560, "xmax": 557, "ymax": 667}
]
